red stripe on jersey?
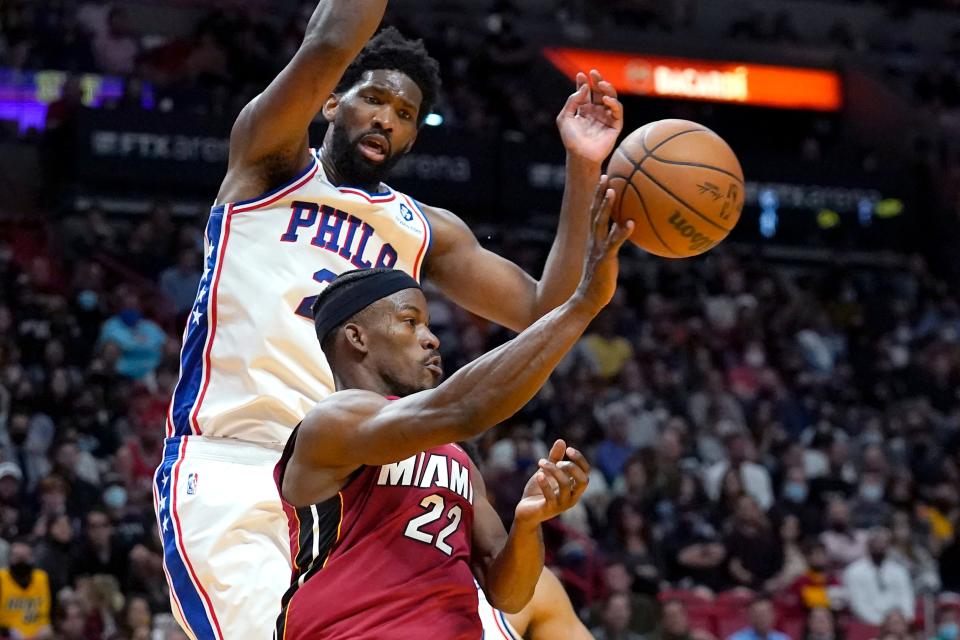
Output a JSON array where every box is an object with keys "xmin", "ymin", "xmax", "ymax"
[
  {"xmin": 170, "ymin": 439, "xmax": 225, "ymax": 639},
  {"xmin": 232, "ymin": 162, "xmax": 320, "ymax": 213},
  {"xmin": 188, "ymin": 206, "xmax": 232, "ymax": 435}
]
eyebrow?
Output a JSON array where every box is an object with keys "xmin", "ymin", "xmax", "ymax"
[{"xmin": 364, "ymin": 84, "xmax": 419, "ymax": 111}]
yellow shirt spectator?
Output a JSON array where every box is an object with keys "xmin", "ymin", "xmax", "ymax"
[{"xmin": 0, "ymin": 566, "xmax": 52, "ymax": 639}]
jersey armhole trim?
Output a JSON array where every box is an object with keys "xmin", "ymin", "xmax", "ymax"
[{"xmin": 229, "ymin": 149, "xmax": 320, "ymax": 212}]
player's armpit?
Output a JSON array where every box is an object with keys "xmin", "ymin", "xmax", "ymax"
[{"xmin": 421, "ymin": 205, "xmax": 539, "ymax": 333}]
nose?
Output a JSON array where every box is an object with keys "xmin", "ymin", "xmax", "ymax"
[
  {"xmin": 371, "ymin": 105, "xmax": 395, "ymax": 133},
  {"xmin": 420, "ymin": 326, "xmax": 440, "ymax": 352}
]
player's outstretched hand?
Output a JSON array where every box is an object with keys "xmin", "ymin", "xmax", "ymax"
[
  {"xmin": 572, "ymin": 175, "xmax": 634, "ymax": 314},
  {"xmin": 514, "ymin": 439, "xmax": 591, "ymax": 527},
  {"xmin": 557, "ymin": 69, "xmax": 624, "ymax": 165}
]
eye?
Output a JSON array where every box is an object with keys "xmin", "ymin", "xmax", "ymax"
[
  {"xmin": 399, "ymin": 110, "xmax": 413, "ymax": 120},
  {"xmin": 404, "ymin": 318, "xmax": 416, "ymax": 327},
  {"xmin": 364, "ymin": 95, "xmax": 381, "ymax": 105}
]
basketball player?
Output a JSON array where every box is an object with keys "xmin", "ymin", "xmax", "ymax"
[
  {"xmin": 274, "ymin": 179, "xmax": 633, "ymax": 637},
  {"xmin": 153, "ymin": 0, "xmax": 624, "ymax": 637},
  {"xmin": 478, "ymin": 568, "xmax": 594, "ymax": 640}
]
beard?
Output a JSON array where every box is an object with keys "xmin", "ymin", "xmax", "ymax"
[{"xmin": 328, "ymin": 124, "xmax": 404, "ymax": 188}]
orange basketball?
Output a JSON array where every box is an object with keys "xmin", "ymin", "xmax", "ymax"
[{"xmin": 607, "ymin": 119, "xmax": 744, "ymax": 258}]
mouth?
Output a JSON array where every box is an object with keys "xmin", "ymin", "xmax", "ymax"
[
  {"xmin": 424, "ymin": 356, "xmax": 443, "ymax": 377},
  {"xmin": 357, "ymin": 133, "xmax": 390, "ymax": 163}
]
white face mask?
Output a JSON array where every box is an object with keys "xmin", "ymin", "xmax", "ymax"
[
  {"xmin": 103, "ymin": 486, "xmax": 127, "ymax": 510},
  {"xmin": 745, "ymin": 348, "xmax": 765, "ymax": 368}
]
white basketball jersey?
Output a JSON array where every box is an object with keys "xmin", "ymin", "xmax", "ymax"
[
  {"xmin": 167, "ymin": 149, "xmax": 432, "ymax": 444},
  {"xmin": 477, "ymin": 581, "xmax": 522, "ymax": 639}
]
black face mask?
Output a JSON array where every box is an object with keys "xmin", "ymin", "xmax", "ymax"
[
  {"xmin": 830, "ymin": 522, "xmax": 848, "ymax": 533},
  {"xmin": 9, "ymin": 431, "xmax": 26, "ymax": 446},
  {"xmin": 9, "ymin": 561, "xmax": 33, "ymax": 587},
  {"xmin": 870, "ymin": 552, "xmax": 886, "ymax": 566}
]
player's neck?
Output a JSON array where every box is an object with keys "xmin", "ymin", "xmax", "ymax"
[{"xmin": 333, "ymin": 368, "xmax": 395, "ymax": 397}]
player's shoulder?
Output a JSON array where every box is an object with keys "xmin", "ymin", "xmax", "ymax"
[{"xmin": 305, "ymin": 389, "xmax": 389, "ymax": 423}]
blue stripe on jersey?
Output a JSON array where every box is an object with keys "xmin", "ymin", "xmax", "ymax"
[
  {"xmin": 155, "ymin": 443, "xmax": 218, "ymax": 639},
  {"xmin": 169, "ymin": 206, "xmax": 225, "ymax": 436}
]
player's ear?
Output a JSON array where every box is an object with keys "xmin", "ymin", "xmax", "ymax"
[
  {"xmin": 343, "ymin": 323, "xmax": 368, "ymax": 355},
  {"xmin": 321, "ymin": 94, "xmax": 339, "ymax": 123}
]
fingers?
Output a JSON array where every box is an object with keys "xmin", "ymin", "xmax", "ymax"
[
  {"xmin": 594, "ymin": 187, "xmax": 615, "ymax": 239},
  {"xmin": 604, "ymin": 219, "xmax": 635, "ymax": 256},
  {"xmin": 538, "ymin": 460, "xmax": 575, "ymax": 502},
  {"xmin": 547, "ymin": 438, "xmax": 566, "ymax": 463},
  {"xmin": 535, "ymin": 471, "xmax": 560, "ymax": 508},
  {"xmin": 559, "ymin": 73, "xmax": 591, "ymax": 120},
  {"xmin": 565, "ymin": 446, "xmax": 591, "ymax": 477},
  {"xmin": 589, "ymin": 175, "xmax": 610, "ymax": 228}
]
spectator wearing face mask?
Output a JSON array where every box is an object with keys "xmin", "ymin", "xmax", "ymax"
[
  {"xmin": 843, "ymin": 528, "xmax": 915, "ymax": 625},
  {"xmin": 851, "ymin": 471, "xmax": 892, "ymax": 530},
  {"xmin": 929, "ymin": 606, "xmax": 959, "ymax": 640},
  {"xmin": 97, "ymin": 289, "xmax": 166, "ymax": 383},
  {"xmin": 0, "ymin": 540, "xmax": 52, "ymax": 640},
  {"xmin": 777, "ymin": 465, "xmax": 821, "ymax": 535}
]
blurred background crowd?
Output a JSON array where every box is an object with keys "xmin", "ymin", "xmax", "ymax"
[{"xmin": 1, "ymin": 0, "xmax": 960, "ymax": 639}]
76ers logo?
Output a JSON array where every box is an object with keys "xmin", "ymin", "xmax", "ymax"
[{"xmin": 187, "ymin": 473, "xmax": 198, "ymax": 495}]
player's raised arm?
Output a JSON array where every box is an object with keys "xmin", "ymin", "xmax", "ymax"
[
  {"xmin": 294, "ymin": 181, "xmax": 634, "ymax": 476},
  {"xmin": 423, "ymin": 70, "xmax": 624, "ymax": 332},
  {"xmin": 217, "ymin": 0, "xmax": 388, "ymax": 204}
]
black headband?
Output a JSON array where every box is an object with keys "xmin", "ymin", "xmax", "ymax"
[{"xmin": 313, "ymin": 269, "xmax": 422, "ymax": 344}]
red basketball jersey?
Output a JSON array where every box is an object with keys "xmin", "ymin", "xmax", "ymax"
[{"xmin": 274, "ymin": 427, "xmax": 481, "ymax": 639}]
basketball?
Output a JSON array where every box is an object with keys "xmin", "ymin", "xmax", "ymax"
[{"xmin": 607, "ymin": 119, "xmax": 745, "ymax": 258}]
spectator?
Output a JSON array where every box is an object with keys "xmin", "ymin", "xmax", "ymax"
[
  {"xmin": 604, "ymin": 499, "xmax": 661, "ymax": 595},
  {"xmin": 597, "ymin": 561, "xmax": 659, "ymax": 636},
  {"xmin": 851, "ymin": 471, "xmax": 892, "ymax": 530},
  {"xmin": 655, "ymin": 599, "xmax": 716, "ymax": 640},
  {"xmin": 596, "ymin": 407, "xmax": 636, "ymax": 484},
  {"xmin": 97, "ymin": 290, "xmax": 166, "ymax": 382},
  {"xmin": 94, "ymin": 6, "xmax": 139, "ymax": 75},
  {"xmin": 777, "ymin": 466, "xmax": 821, "ymax": 535},
  {"xmin": 727, "ymin": 597, "xmax": 790, "ymax": 640},
  {"xmin": 889, "ymin": 510, "xmax": 940, "ymax": 594},
  {"xmin": 724, "ymin": 495, "xmax": 784, "ymax": 590},
  {"xmin": 787, "ymin": 541, "xmax": 840, "ymax": 612},
  {"xmin": 34, "ymin": 513, "xmax": 76, "ymax": 599},
  {"xmin": 581, "ymin": 309, "xmax": 634, "ymax": 380},
  {"xmin": 875, "ymin": 610, "xmax": 912, "ymax": 640},
  {"xmin": 120, "ymin": 594, "xmax": 152, "ymax": 639},
  {"xmin": 704, "ymin": 431, "xmax": 774, "ymax": 511},
  {"xmin": 929, "ymin": 606, "xmax": 959, "ymax": 640},
  {"xmin": 0, "ymin": 540, "xmax": 52, "ymax": 640},
  {"xmin": 664, "ymin": 511, "xmax": 728, "ymax": 594},
  {"xmin": 159, "ymin": 250, "xmax": 201, "ymax": 317},
  {"xmin": 843, "ymin": 528, "xmax": 915, "ymax": 625},
  {"xmin": 820, "ymin": 499, "xmax": 869, "ymax": 570},
  {"xmin": 592, "ymin": 592, "xmax": 645, "ymax": 640},
  {"xmin": 72, "ymin": 510, "xmax": 128, "ymax": 584},
  {"xmin": 54, "ymin": 601, "xmax": 87, "ymax": 640},
  {"xmin": 764, "ymin": 514, "xmax": 807, "ymax": 592},
  {"xmin": 803, "ymin": 607, "xmax": 839, "ymax": 640}
]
